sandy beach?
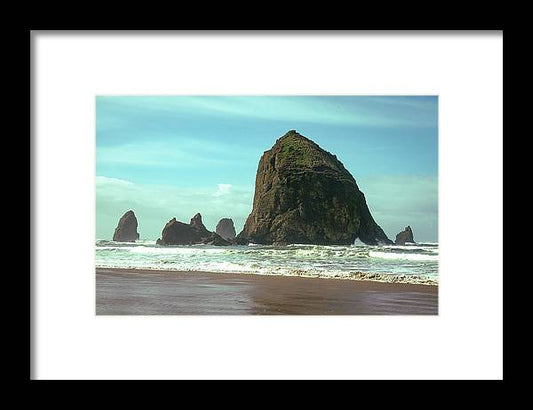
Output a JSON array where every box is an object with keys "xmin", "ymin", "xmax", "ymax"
[{"xmin": 96, "ymin": 268, "xmax": 438, "ymax": 315}]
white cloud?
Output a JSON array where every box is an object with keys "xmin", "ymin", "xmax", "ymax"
[
  {"xmin": 96, "ymin": 140, "xmax": 244, "ymax": 169},
  {"xmin": 95, "ymin": 175, "xmax": 134, "ymax": 186},
  {"xmin": 213, "ymin": 183, "xmax": 232, "ymax": 197},
  {"xmin": 98, "ymin": 96, "xmax": 435, "ymax": 129},
  {"xmin": 96, "ymin": 176, "xmax": 253, "ymax": 240}
]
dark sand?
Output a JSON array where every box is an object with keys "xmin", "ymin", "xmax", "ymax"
[{"xmin": 96, "ymin": 268, "xmax": 438, "ymax": 315}]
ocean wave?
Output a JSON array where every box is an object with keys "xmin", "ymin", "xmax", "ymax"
[
  {"xmin": 413, "ymin": 242, "xmax": 439, "ymax": 248},
  {"xmin": 96, "ymin": 240, "xmax": 439, "ymax": 281},
  {"xmin": 129, "ymin": 246, "xmax": 227, "ymax": 255},
  {"xmin": 96, "ymin": 242, "xmax": 437, "ymax": 261},
  {"xmin": 95, "ymin": 239, "xmax": 157, "ymax": 248},
  {"xmin": 237, "ymin": 246, "xmax": 371, "ymax": 259},
  {"xmin": 95, "ymin": 262, "xmax": 438, "ymax": 286},
  {"xmin": 381, "ymin": 244, "xmax": 437, "ymax": 251},
  {"xmin": 369, "ymin": 251, "xmax": 438, "ymax": 262}
]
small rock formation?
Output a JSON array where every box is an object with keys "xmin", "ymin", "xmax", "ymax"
[
  {"xmin": 395, "ymin": 226, "xmax": 415, "ymax": 245},
  {"xmin": 112, "ymin": 210, "xmax": 139, "ymax": 242},
  {"xmin": 190, "ymin": 213, "xmax": 210, "ymax": 237},
  {"xmin": 157, "ymin": 213, "xmax": 230, "ymax": 246},
  {"xmin": 235, "ymin": 130, "xmax": 392, "ymax": 245},
  {"xmin": 203, "ymin": 232, "xmax": 232, "ymax": 246},
  {"xmin": 215, "ymin": 218, "xmax": 236, "ymax": 240},
  {"xmin": 157, "ymin": 217, "xmax": 201, "ymax": 245}
]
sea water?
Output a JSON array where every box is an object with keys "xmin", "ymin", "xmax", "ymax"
[{"xmin": 95, "ymin": 240, "xmax": 439, "ymax": 285}]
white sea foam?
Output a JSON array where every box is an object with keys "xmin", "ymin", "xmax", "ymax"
[
  {"xmin": 369, "ymin": 251, "xmax": 439, "ymax": 261},
  {"xmin": 381, "ymin": 244, "xmax": 434, "ymax": 250},
  {"xmin": 130, "ymin": 246, "xmax": 227, "ymax": 255},
  {"xmin": 287, "ymin": 243, "xmax": 317, "ymax": 247},
  {"xmin": 95, "ymin": 261, "xmax": 438, "ymax": 285},
  {"xmin": 96, "ymin": 240, "xmax": 439, "ymax": 285}
]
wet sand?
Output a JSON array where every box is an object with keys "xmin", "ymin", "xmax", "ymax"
[{"xmin": 96, "ymin": 268, "xmax": 438, "ymax": 315}]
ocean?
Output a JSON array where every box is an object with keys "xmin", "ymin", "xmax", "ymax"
[{"xmin": 95, "ymin": 240, "xmax": 439, "ymax": 285}]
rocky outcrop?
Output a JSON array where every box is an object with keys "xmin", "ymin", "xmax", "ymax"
[
  {"xmin": 190, "ymin": 213, "xmax": 210, "ymax": 237},
  {"xmin": 156, "ymin": 213, "xmax": 230, "ymax": 246},
  {"xmin": 395, "ymin": 226, "xmax": 415, "ymax": 245},
  {"xmin": 236, "ymin": 130, "xmax": 392, "ymax": 245},
  {"xmin": 203, "ymin": 232, "xmax": 233, "ymax": 246},
  {"xmin": 112, "ymin": 210, "xmax": 139, "ymax": 242},
  {"xmin": 156, "ymin": 218, "xmax": 201, "ymax": 245},
  {"xmin": 215, "ymin": 218, "xmax": 236, "ymax": 240}
]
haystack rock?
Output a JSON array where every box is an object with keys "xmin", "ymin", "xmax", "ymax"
[
  {"xmin": 215, "ymin": 218, "xmax": 236, "ymax": 240},
  {"xmin": 235, "ymin": 130, "xmax": 392, "ymax": 245},
  {"xmin": 395, "ymin": 226, "xmax": 415, "ymax": 245},
  {"xmin": 156, "ymin": 213, "xmax": 230, "ymax": 246},
  {"xmin": 112, "ymin": 210, "xmax": 140, "ymax": 242}
]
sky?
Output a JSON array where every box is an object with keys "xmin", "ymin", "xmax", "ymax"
[{"xmin": 96, "ymin": 96, "xmax": 438, "ymax": 242}]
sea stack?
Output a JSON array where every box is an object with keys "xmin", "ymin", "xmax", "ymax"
[
  {"xmin": 112, "ymin": 210, "xmax": 140, "ymax": 242},
  {"xmin": 395, "ymin": 226, "xmax": 415, "ymax": 245},
  {"xmin": 190, "ymin": 213, "xmax": 211, "ymax": 237},
  {"xmin": 157, "ymin": 213, "xmax": 230, "ymax": 246},
  {"xmin": 215, "ymin": 218, "xmax": 236, "ymax": 240},
  {"xmin": 236, "ymin": 130, "xmax": 392, "ymax": 245}
]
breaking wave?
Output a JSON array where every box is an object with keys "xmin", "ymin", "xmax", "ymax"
[
  {"xmin": 95, "ymin": 240, "xmax": 439, "ymax": 285},
  {"xmin": 369, "ymin": 251, "xmax": 438, "ymax": 262}
]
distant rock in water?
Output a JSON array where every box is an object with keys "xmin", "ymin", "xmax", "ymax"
[
  {"xmin": 190, "ymin": 213, "xmax": 210, "ymax": 237},
  {"xmin": 395, "ymin": 226, "xmax": 415, "ymax": 245},
  {"xmin": 235, "ymin": 130, "xmax": 392, "ymax": 245},
  {"xmin": 157, "ymin": 213, "xmax": 230, "ymax": 246},
  {"xmin": 112, "ymin": 210, "xmax": 139, "ymax": 242},
  {"xmin": 215, "ymin": 218, "xmax": 236, "ymax": 240},
  {"xmin": 157, "ymin": 217, "xmax": 201, "ymax": 245},
  {"xmin": 203, "ymin": 232, "xmax": 233, "ymax": 246}
]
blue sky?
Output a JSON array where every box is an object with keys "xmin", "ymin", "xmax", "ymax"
[{"xmin": 96, "ymin": 96, "xmax": 438, "ymax": 242}]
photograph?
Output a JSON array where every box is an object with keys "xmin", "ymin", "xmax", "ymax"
[
  {"xmin": 95, "ymin": 96, "xmax": 439, "ymax": 315},
  {"xmin": 32, "ymin": 30, "xmax": 503, "ymax": 380}
]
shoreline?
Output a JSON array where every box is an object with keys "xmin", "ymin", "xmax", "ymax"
[
  {"xmin": 95, "ymin": 266, "xmax": 438, "ymax": 287},
  {"xmin": 96, "ymin": 267, "xmax": 438, "ymax": 315}
]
